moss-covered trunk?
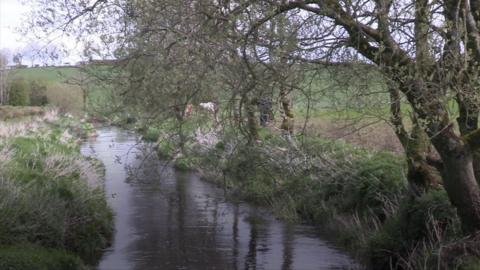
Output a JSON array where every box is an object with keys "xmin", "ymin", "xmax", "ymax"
[
  {"xmin": 437, "ymin": 141, "xmax": 480, "ymax": 233},
  {"xmin": 457, "ymin": 98, "xmax": 480, "ymax": 184},
  {"xmin": 389, "ymin": 87, "xmax": 441, "ymax": 195},
  {"xmin": 404, "ymin": 125, "xmax": 442, "ymax": 195},
  {"xmin": 173, "ymin": 104, "xmax": 187, "ymax": 153},
  {"xmin": 280, "ymin": 87, "xmax": 294, "ymax": 135},
  {"xmin": 245, "ymin": 96, "xmax": 259, "ymax": 143}
]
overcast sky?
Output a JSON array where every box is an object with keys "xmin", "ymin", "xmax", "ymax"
[
  {"xmin": 0, "ymin": 0, "xmax": 27, "ymax": 51},
  {"xmin": 0, "ymin": 0, "xmax": 82, "ymax": 65}
]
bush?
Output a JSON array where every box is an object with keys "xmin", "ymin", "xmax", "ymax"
[
  {"xmin": 8, "ymin": 78, "xmax": 30, "ymax": 106},
  {"xmin": 340, "ymin": 152, "xmax": 406, "ymax": 218},
  {"xmin": 0, "ymin": 135, "xmax": 113, "ymax": 264},
  {"xmin": 143, "ymin": 126, "xmax": 160, "ymax": 142},
  {"xmin": 156, "ymin": 136, "xmax": 179, "ymax": 158},
  {"xmin": 368, "ymin": 189, "xmax": 461, "ymax": 270},
  {"xmin": 0, "ymin": 245, "xmax": 85, "ymax": 270},
  {"xmin": 46, "ymin": 83, "xmax": 83, "ymax": 114},
  {"xmin": 29, "ymin": 80, "xmax": 49, "ymax": 106}
]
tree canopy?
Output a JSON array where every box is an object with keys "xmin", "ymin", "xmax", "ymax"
[{"xmin": 27, "ymin": 0, "xmax": 480, "ymax": 234}]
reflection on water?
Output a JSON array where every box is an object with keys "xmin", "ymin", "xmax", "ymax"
[{"xmin": 81, "ymin": 127, "xmax": 361, "ymax": 270}]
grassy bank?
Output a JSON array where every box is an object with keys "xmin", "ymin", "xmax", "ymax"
[
  {"xmin": 0, "ymin": 106, "xmax": 47, "ymax": 121},
  {"xmin": 150, "ymin": 118, "xmax": 476, "ymax": 270},
  {"xmin": 0, "ymin": 109, "xmax": 113, "ymax": 269}
]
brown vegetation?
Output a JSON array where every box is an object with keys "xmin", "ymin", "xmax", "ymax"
[{"xmin": 0, "ymin": 106, "xmax": 46, "ymax": 121}]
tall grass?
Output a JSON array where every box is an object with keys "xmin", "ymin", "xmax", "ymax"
[
  {"xmin": 0, "ymin": 117, "xmax": 112, "ymax": 268},
  {"xmin": 0, "ymin": 108, "xmax": 58, "ymax": 137}
]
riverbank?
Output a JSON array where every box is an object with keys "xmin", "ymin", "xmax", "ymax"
[
  {"xmin": 0, "ymin": 108, "xmax": 113, "ymax": 270},
  {"xmin": 85, "ymin": 126, "xmax": 360, "ymax": 270},
  {"xmin": 150, "ymin": 119, "xmax": 477, "ymax": 270}
]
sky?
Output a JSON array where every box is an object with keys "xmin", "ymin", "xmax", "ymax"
[
  {"xmin": 0, "ymin": 0, "xmax": 82, "ymax": 65},
  {"xmin": 0, "ymin": 0, "xmax": 26, "ymax": 53}
]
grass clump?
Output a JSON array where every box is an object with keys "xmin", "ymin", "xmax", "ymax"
[
  {"xmin": 0, "ymin": 119, "xmax": 113, "ymax": 267},
  {"xmin": 368, "ymin": 189, "xmax": 461, "ymax": 270},
  {"xmin": 0, "ymin": 245, "xmax": 85, "ymax": 270}
]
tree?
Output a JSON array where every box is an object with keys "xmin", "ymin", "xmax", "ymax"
[
  {"xmin": 27, "ymin": 0, "xmax": 480, "ymax": 234},
  {"xmin": 29, "ymin": 80, "xmax": 49, "ymax": 106},
  {"xmin": 244, "ymin": 0, "xmax": 480, "ymax": 233},
  {"xmin": 0, "ymin": 53, "xmax": 7, "ymax": 105},
  {"xmin": 12, "ymin": 53, "xmax": 22, "ymax": 67},
  {"xmin": 8, "ymin": 77, "xmax": 30, "ymax": 106}
]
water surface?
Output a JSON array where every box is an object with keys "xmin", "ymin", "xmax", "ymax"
[{"xmin": 81, "ymin": 127, "xmax": 361, "ymax": 270}]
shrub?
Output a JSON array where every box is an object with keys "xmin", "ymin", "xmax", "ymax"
[
  {"xmin": 340, "ymin": 152, "xmax": 406, "ymax": 218},
  {"xmin": 0, "ymin": 136, "xmax": 113, "ymax": 264},
  {"xmin": 29, "ymin": 80, "xmax": 49, "ymax": 106},
  {"xmin": 156, "ymin": 135, "xmax": 179, "ymax": 158},
  {"xmin": 143, "ymin": 126, "xmax": 160, "ymax": 142},
  {"xmin": 46, "ymin": 83, "xmax": 83, "ymax": 114},
  {"xmin": 368, "ymin": 189, "xmax": 461, "ymax": 270},
  {"xmin": 8, "ymin": 77, "xmax": 30, "ymax": 106},
  {"xmin": 0, "ymin": 245, "xmax": 85, "ymax": 270}
]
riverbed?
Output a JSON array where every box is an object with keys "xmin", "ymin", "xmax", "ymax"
[{"xmin": 81, "ymin": 127, "xmax": 361, "ymax": 270}]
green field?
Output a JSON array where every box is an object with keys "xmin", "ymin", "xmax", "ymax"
[
  {"xmin": 6, "ymin": 66, "xmax": 111, "ymax": 116},
  {"xmin": 6, "ymin": 65, "xmax": 459, "ymax": 154},
  {"xmin": 7, "ymin": 67, "xmax": 80, "ymax": 84},
  {"xmin": 5, "ymin": 65, "xmax": 401, "ymax": 150}
]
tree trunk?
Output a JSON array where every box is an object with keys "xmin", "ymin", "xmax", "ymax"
[
  {"xmin": 258, "ymin": 96, "xmax": 273, "ymax": 127},
  {"xmin": 457, "ymin": 99, "xmax": 480, "ymax": 184},
  {"xmin": 389, "ymin": 87, "xmax": 442, "ymax": 195},
  {"xmin": 0, "ymin": 58, "xmax": 6, "ymax": 105},
  {"xmin": 432, "ymin": 128, "xmax": 480, "ymax": 233},
  {"xmin": 441, "ymin": 151, "xmax": 480, "ymax": 233},
  {"xmin": 280, "ymin": 87, "xmax": 294, "ymax": 135},
  {"xmin": 173, "ymin": 104, "xmax": 187, "ymax": 153},
  {"xmin": 245, "ymin": 97, "xmax": 259, "ymax": 143},
  {"xmin": 405, "ymin": 125, "xmax": 442, "ymax": 195},
  {"xmin": 82, "ymin": 88, "xmax": 88, "ymax": 112},
  {"xmin": 391, "ymin": 77, "xmax": 480, "ymax": 232}
]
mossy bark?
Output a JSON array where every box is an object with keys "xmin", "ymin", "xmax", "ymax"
[
  {"xmin": 405, "ymin": 125, "xmax": 442, "ymax": 195},
  {"xmin": 173, "ymin": 104, "xmax": 187, "ymax": 153},
  {"xmin": 389, "ymin": 87, "xmax": 442, "ymax": 195},
  {"xmin": 457, "ymin": 99, "xmax": 480, "ymax": 184},
  {"xmin": 280, "ymin": 87, "xmax": 294, "ymax": 135},
  {"xmin": 245, "ymin": 97, "xmax": 259, "ymax": 143}
]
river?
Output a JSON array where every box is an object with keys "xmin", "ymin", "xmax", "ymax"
[{"xmin": 80, "ymin": 127, "xmax": 361, "ymax": 270}]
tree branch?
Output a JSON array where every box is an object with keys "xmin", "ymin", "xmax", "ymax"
[
  {"xmin": 464, "ymin": 0, "xmax": 480, "ymax": 63},
  {"xmin": 389, "ymin": 85, "xmax": 409, "ymax": 147},
  {"xmin": 63, "ymin": 0, "xmax": 108, "ymax": 30}
]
